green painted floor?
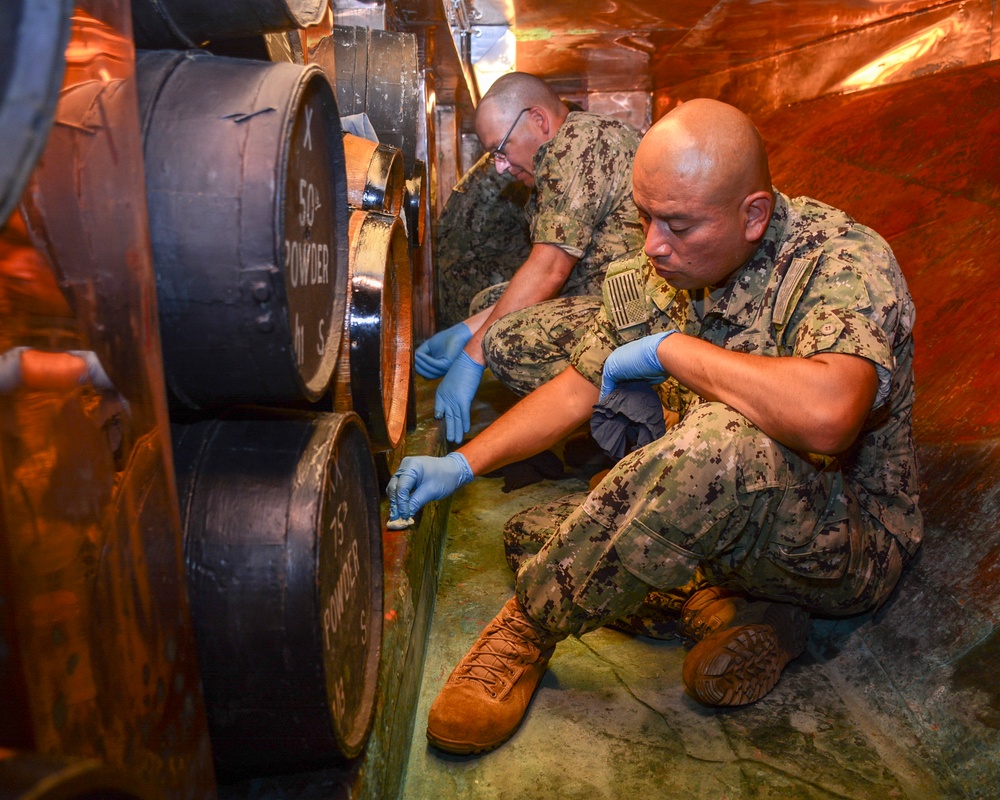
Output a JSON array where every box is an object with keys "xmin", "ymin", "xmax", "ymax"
[{"xmin": 399, "ymin": 375, "xmax": 996, "ymax": 800}]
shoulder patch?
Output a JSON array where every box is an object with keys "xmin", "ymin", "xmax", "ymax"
[{"xmin": 604, "ymin": 267, "xmax": 649, "ymax": 332}]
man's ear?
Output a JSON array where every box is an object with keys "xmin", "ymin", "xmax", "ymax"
[
  {"xmin": 530, "ymin": 106, "xmax": 551, "ymax": 137},
  {"xmin": 743, "ymin": 191, "xmax": 774, "ymax": 242}
]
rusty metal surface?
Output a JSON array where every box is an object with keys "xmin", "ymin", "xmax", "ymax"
[{"xmin": 0, "ymin": 3, "xmax": 215, "ymax": 796}]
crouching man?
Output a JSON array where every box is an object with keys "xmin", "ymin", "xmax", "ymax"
[{"xmin": 388, "ymin": 98, "xmax": 921, "ymax": 754}]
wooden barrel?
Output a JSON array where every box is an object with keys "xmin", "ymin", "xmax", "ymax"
[
  {"xmin": 136, "ymin": 50, "xmax": 349, "ymax": 410},
  {"xmin": 203, "ymin": 30, "xmax": 309, "ymax": 64},
  {"xmin": 0, "ymin": 752, "xmax": 163, "ymax": 799},
  {"xmin": 333, "ymin": 211, "xmax": 412, "ymax": 453},
  {"xmin": 406, "ymin": 159, "xmax": 435, "ymax": 343},
  {"xmin": 342, "ymin": 133, "xmax": 406, "ymax": 216},
  {"xmin": 322, "ymin": 26, "xmax": 419, "ymax": 181},
  {"xmin": 171, "ymin": 411, "xmax": 383, "ymax": 777},
  {"xmin": 0, "ymin": 0, "xmax": 71, "ymax": 225},
  {"xmin": 131, "ymin": 0, "xmax": 328, "ymax": 50}
]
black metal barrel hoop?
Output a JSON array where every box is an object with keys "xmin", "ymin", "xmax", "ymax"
[
  {"xmin": 0, "ymin": 0, "xmax": 72, "ymax": 225},
  {"xmin": 342, "ymin": 132, "xmax": 406, "ymax": 217},
  {"xmin": 171, "ymin": 411, "xmax": 383, "ymax": 777},
  {"xmin": 131, "ymin": 0, "xmax": 328, "ymax": 50},
  {"xmin": 404, "ymin": 158, "xmax": 426, "ymax": 248},
  {"xmin": 136, "ymin": 50, "xmax": 349, "ymax": 409},
  {"xmin": 334, "ymin": 210, "xmax": 412, "ymax": 453}
]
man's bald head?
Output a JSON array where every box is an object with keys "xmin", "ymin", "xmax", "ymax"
[
  {"xmin": 636, "ymin": 98, "xmax": 771, "ymax": 208},
  {"xmin": 633, "ymin": 99, "xmax": 775, "ymax": 290},
  {"xmin": 475, "ymin": 73, "xmax": 570, "ymax": 187},
  {"xmin": 477, "ymin": 72, "xmax": 567, "ymax": 122}
]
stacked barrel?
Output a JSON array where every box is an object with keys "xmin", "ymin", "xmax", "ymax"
[{"xmin": 129, "ymin": 0, "xmax": 417, "ymax": 782}]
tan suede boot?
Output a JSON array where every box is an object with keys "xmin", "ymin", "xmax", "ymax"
[
  {"xmin": 426, "ymin": 597, "xmax": 560, "ymax": 754},
  {"xmin": 682, "ymin": 600, "xmax": 811, "ymax": 707},
  {"xmin": 678, "ymin": 585, "xmax": 746, "ymax": 641}
]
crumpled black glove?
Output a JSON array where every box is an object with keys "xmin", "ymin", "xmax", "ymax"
[
  {"xmin": 484, "ymin": 449, "xmax": 568, "ymax": 493},
  {"xmin": 590, "ymin": 379, "xmax": 666, "ymax": 462}
]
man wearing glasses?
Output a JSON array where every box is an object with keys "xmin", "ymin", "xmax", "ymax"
[{"xmin": 417, "ymin": 72, "xmax": 644, "ymax": 444}]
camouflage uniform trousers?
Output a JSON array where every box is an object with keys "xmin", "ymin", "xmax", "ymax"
[
  {"xmin": 481, "ymin": 295, "xmax": 603, "ymax": 397},
  {"xmin": 468, "ymin": 281, "xmax": 508, "ymax": 317},
  {"xmin": 505, "ymin": 492, "xmax": 709, "ymax": 639},
  {"xmin": 511, "ymin": 400, "xmax": 907, "ymax": 638}
]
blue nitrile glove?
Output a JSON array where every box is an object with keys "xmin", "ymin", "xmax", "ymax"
[
  {"xmin": 68, "ymin": 350, "xmax": 115, "ymax": 391},
  {"xmin": 599, "ymin": 331, "xmax": 676, "ymax": 402},
  {"xmin": 435, "ymin": 351, "xmax": 485, "ymax": 443},
  {"xmin": 387, "ymin": 452, "xmax": 474, "ymax": 521},
  {"xmin": 414, "ymin": 321, "xmax": 473, "ymax": 379}
]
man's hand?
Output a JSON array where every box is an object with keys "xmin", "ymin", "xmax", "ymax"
[
  {"xmin": 414, "ymin": 321, "xmax": 473, "ymax": 379},
  {"xmin": 600, "ymin": 331, "xmax": 676, "ymax": 401},
  {"xmin": 434, "ymin": 352, "xmax": 485, "ymax": 443},
  {"xmin": 387, "ymin": 452, "xmax": 474, "ymax": 521}
]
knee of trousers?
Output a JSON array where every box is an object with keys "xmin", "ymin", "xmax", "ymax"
[
  {"xmin": 503, "ymin": 493, "xmax": 589, "ymax": 573},
  {"xmin": 578, "ymin": 401, "xmax": 788, "ymax": 567},
  {"xmin": 482, "ymin": 296, "xmax": 602, "ymax": 396},
  {"xmin": 482, "ymin": 317, "xmax": 570, "ymax": 397}
]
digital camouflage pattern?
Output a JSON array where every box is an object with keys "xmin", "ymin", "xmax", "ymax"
[
  {"xmin": 503, "ymin": 492, "xmax": 711, "ymax": 640},
  {"xmin": 527, "ymin": 111, "xmax": 644, "ymax": 297},
  {"xmin": 468, "ymin": 281, "xmax": 508, "ymax": 316},
  {"xmin": 434, "ymin": 112, "xmax": 644, "ymax": 331},
  {"xmin": 511, "ymin": 191, "xmax": 921, "ymax": 636},
  {"xmin": 483, "ymin": 295, "xmax": 603, "ymax": 396},
  {"xmin": 483, "ymin": 252, "xmax": 697, "ymax": 411},
  {"xmin": 434, "ymin": 153, "xmax": 532, "ymax": 327}
]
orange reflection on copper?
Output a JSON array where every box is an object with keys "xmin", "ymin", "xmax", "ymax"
[{"xmin": 836, "ymin": 19, "xmax": 956, "ymax": 92}]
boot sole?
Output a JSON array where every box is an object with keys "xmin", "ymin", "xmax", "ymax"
[
  {"xmin": 426, "ymin": 726, "xmax": 520, "ymax": 755},
  {"xmin": 683, "ymin": 613, "xmax": 809, "ymax": 707}
]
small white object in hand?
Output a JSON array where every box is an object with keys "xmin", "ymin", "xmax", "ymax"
[{"xmin": 386, "ymin": 516, "xmax": 414, "ymax": 530}]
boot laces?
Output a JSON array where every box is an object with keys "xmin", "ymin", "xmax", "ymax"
[{"xmin": 458, "ymin": 613, "xmax": 546, "ymax": 695}]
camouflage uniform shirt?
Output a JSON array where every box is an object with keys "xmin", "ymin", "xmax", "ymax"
[
  {"xmin": 571, "ymin": 191, "xmax": 922, "ymax": 557},
  {"xmin": 528, "ymin": 111, "xmax": 644, "ymax": 297}
]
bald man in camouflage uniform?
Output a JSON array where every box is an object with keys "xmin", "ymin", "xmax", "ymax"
[
  {"xmin": 416, "ymin": 72, "xmax": 643, "ymax": 443},
  {"xmin": 389, "ymin": 98, "xmax": 921, "ymax": 755}
]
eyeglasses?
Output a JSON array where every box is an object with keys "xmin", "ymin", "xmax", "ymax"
[{"xmin": 489, "ymin": 107, "xmax": 530, "ymax": 165}]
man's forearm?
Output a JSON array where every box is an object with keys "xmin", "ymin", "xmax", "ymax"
[
  {"xmin": 464, "ymin": 243, "xmax": 577, "ymax": 364},
  {"xmin": 656, "ymin": 334, "xmax": 878, "ymax": 455},
  {"xmin": 457, "ymin": 366, "xmax": 598, "ymax": 475}
]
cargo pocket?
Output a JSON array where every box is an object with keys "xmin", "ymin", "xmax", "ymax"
[
  {"xmin": 760, "ymin": 487, "xmax": 857, "ymax": 585},
  {"xmin": 611, "ymin": 519, "xmax": 701, "ymax": 591}
]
